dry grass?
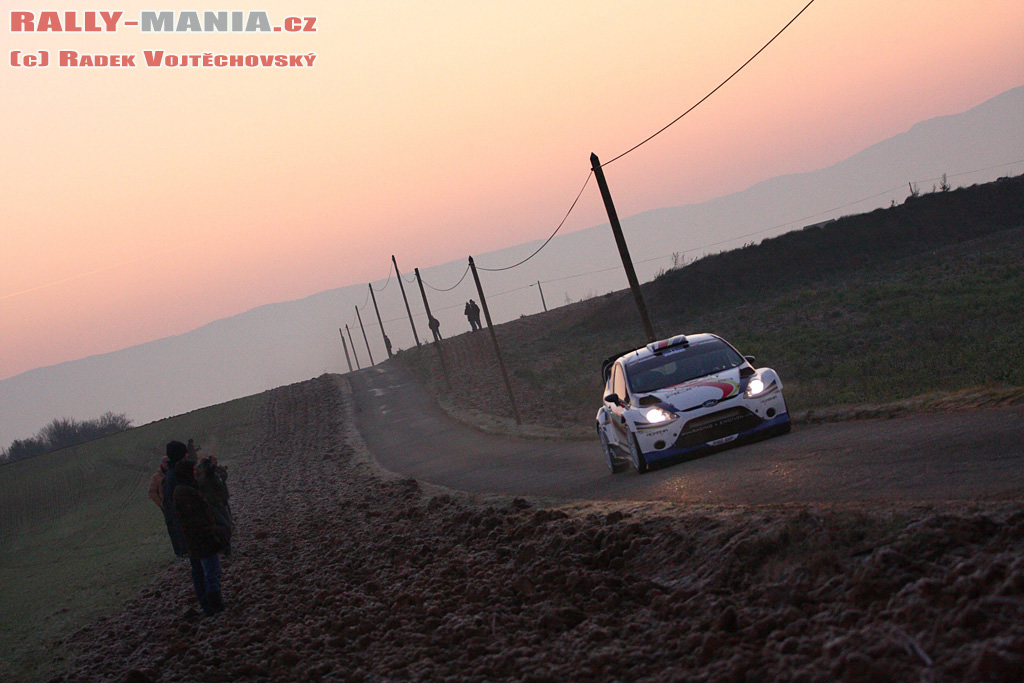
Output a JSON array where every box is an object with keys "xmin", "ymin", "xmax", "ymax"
[{"xmin": 396, "ymin": 222, "xmax": 1024, "ymax": 432}]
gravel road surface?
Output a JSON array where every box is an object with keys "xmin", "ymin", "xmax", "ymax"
[{"xmin": 350, "ymin": 363, "xmax": 1024, "ymax": 505}]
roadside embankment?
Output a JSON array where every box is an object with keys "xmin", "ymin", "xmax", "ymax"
[{"xmin": 51, "ymin": 375, "xmax": 1024, "ymax": 682}]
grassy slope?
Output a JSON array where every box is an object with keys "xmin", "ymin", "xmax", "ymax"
[
  {"xmin": 0, "ymin": 392, "xmax": 265, "ymax": 683},
  {"xmin": 396, "ymin": 176, "xmax": 1024, "ymax": 432}
]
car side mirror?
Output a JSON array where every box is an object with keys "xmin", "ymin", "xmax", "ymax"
[
  {"xmin": 604, "ymin": 393, "xmax": 623, "ymax": 406},
  {"xmin": 744, "ymin": 355, "xmax": 756, "ymax": 364}
]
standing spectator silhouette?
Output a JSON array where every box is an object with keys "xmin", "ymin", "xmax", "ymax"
[
  {"xmin": 428, "ymin": 316, "xmax": 443, "ymax": 342},
  {"xmin": 173, "ymin": 459, "xmax": 229, "ymax": 615},
  {"xmin": 464, "ymin": 301, "xmax": 482, "ymax": 331},
  {"xmin": 186, "ymin": 438, "xmax": 201, "ymax": 463},
  {"xmin": 160, "ymin": 441, "xmax": 189, "ymax": 558}
]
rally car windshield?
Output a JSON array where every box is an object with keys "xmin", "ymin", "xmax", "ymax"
[{"xmin": 626, "ymin": 339, "xmax": 744, "ymax": 393}]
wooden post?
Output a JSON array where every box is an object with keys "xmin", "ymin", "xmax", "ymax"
[
  {"xmin": 414, "ymin": 268, "xmax": 452, "ymax": 391},
  {"xmin": 355, "ymin": 306, "xmax": 374, "ymax": 366},
  {"xmin": 536, "ymin": 280, "xmax": 548, "ymax": 312},
  {"xmin": 590, "ymin": 152, "xmax": 656, "ymax": 343},
  {"xmin": 339, "ymin": 328, "xmax": 353, "ymax": 373},
  {"xmin": 393, "ymin": 255, "xmax": 421, "ymax": 347},
  {"xmin": 368, "ymin": 284, "xmax": 392, "ymax": 359},
  {"xmin": 469, "ymin": 256, "xmax": 521, "ymax": 425},
  {"xmin": 345, "ymin": 324, "xmax": 361, "ymax": 370}
]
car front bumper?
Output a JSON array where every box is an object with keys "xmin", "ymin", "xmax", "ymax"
[{"xmin": 640, "ymin": 411, "xmax": 791, "ymax": 465}]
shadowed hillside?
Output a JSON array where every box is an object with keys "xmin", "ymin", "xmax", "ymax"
[{"xmin": 396, "ymin": 175, "xmax": 1024, "ymax": 434}]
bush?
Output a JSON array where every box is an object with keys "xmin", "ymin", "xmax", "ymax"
[{"xmin": 1, "ymin": 412, "xmax": 133, "ymax": 464}]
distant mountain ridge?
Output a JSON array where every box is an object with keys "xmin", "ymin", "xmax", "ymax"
[{"xmin": 3, "ymin": 85, "xmax": 1022, "ymax": 448}]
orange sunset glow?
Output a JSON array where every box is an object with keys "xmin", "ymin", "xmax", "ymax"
[{"xmin": 2, "ymin": 0, "xmax": 1023, "ymax": 381}]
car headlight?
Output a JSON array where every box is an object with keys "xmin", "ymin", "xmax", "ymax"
[
  {"xmin": 745, "ymin": 377, "xmax": 766, "ymax": 397},
  {"xmin": 644, "ymin": 406, "xmax": 678, "ymax": 423}
]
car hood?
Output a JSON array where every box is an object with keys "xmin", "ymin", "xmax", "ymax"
[{"xmin": 641, "ymin": 368, "xmax": 744, "ymax": 412}]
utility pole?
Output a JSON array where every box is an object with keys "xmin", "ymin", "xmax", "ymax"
[
  {"xmin": 393, "ymin": 255, "xmax": 421, "ymax": 347},
  {"xmin": 355, "ymin": 306, "xmax": 374, "ymax": 365},
  {"xmin": 368, "ymin": 284, "xmax": 392, "ymax": 359},
  {"xmin": 535, "ymin": 280, "xmax": 548, "ymax": 312},
  {"xmin": 414, "ymin": 268, "xmax": 452, "ymax": 390},
  {"xmin": 590, "ymin": 152, "xmax": 656, "ymax": 343},
  {"xmin": 469, "ymin": 256, "xmax": 521, "ymax": 425},
  {"xmin": 345, "ymin": 324, "xmax": 361, "ymax": 370},
  {"xmin": 338, "ymin": 328, "xmax": 353, "ymax": 373}
]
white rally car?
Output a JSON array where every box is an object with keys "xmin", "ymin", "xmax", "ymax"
[{"xmin": 597, "ymin": 333, "xmax": 790, "ymax": 473}]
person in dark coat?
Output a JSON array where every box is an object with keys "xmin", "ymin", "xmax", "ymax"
[
  {"xmin": 160, "ymin": 441, "xmax": 189, "ymax": 558},
  {"xmin": 173, "ymin": 460, "xmax": 228, "ymax": 615},
  {"xmin": 197, "ymin": 455, "xmax": 233, "ymax": 557},
  {"xmin": 428, "ymin": 315, "xmax": 443, "ymax": 341}
]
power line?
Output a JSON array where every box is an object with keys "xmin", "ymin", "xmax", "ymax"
[
  {"xmin": 469, "ymin": 1, "xmax": 816, "ymax": 275},
  {"xmin": 602, "ymin": 0, "xmax": 818, "ymax": 167},
  {"xmin": 422, "ymin": 265, "xmax": 471, "ymax": 292},
  {"xmin": 369, "ymin": 261, "xmax": 394, "ymax": 292},
  {"xmin": 483, "ymin": 283, "xmax": 536, "ymax": 299},
  {"xmin": 478, "ymin": 171, "xmax": 594, "ymax": 272}
]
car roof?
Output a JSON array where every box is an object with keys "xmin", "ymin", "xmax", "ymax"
[
  {"xmin": 623, "ymin": 333, "xmax": 719, "ymax": 365},
  {"xmin": 601, "ymin": 333, "xmax": 722, "ymax": 382}
]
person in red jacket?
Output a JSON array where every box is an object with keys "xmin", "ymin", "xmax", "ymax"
[{"xmin": 172, "ymin": 459, "xmax": 229, "ymax": 615}]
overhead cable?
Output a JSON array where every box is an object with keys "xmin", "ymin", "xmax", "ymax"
[
  {"xmin": 370, "ymin": 261, "xmax": 395, "ymax": 292},
  {"xmin": 478, "ymin": 171, "xmax": 594, "ymax": 272},
  {"xmin": 423, "ymin": 265, "xmax": 471, "ymax": 292},
  {"xmin": 602, "ymin": 0, "xmax": 818, "ymax": 167}
]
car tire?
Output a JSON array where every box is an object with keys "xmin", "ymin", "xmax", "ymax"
[
  {"xmin": 599, "ymin": 426, "xmax": 627, "ymax": 474},
  {"xmin": 627, "ymin": 433, "xmax": 649, "ymax": 474}
]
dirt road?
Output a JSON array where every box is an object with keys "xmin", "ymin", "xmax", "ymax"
[{"xmin": 350, "ymin": 363, "xmax": 1024, "ymax": 505}]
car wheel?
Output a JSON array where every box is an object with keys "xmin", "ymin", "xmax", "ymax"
[
  {"xmin": 627, "ymin": 433, "xmax": 649, "ymax": 474},
  {"xmin": 599, "ymin": 426, "xmax": 626, "ymax": 474}
]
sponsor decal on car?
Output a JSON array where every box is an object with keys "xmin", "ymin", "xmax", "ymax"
[
  {"xmin": 665, "ymin": 378, "xmax": 740, "ymax": 400},
  {"xmin": 636, "ymin": 425, "xmax": 672, "ymax": 436}
]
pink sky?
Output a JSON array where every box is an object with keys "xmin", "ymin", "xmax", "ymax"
[{"xmin": 2, "ymin": 1, "xmax": 1023, "ymax": 380}]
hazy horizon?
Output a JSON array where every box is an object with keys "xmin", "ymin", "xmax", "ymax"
[{"xmin": 4, "ymin": 1, "xmax": 1023, "ymax": 382}]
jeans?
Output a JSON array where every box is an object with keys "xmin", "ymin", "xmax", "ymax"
[{"xmin": 189, "ymin": 555, "xmax": 222, "ymax": 612}]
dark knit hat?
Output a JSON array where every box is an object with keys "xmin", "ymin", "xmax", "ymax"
[{"xmin": 166, "ymin": 440, "xmax": 188, "ymax": 463}]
